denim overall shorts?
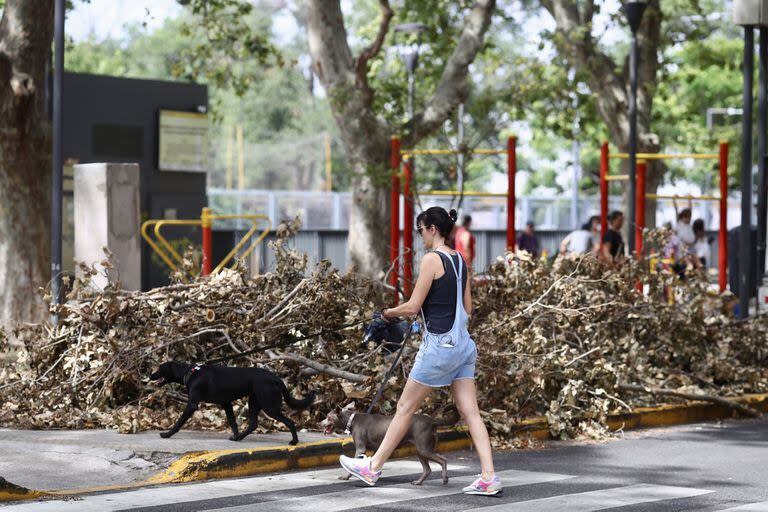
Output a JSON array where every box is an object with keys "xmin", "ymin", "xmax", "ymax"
[{"xmin": 409, "ymin": 251, "xmax": 478, "ymax": 387}]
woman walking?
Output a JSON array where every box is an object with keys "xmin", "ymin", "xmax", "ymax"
[{"xmin": 339, "ymin": 207, "xmax": 501, "ymax": 495}]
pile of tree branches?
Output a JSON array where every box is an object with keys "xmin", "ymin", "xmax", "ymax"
[{"xmin": 0, "ymin": 225, "xmax": 765, "ymax": 445}]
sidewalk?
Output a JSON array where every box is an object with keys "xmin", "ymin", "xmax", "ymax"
[{"xmin": 0, "ymin": 428, "xmax": 328, "ymax": 491}]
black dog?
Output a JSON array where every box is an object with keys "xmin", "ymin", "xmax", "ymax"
[
  {"xmin": 363, "ymin": 313, "xmax": 412, "ymax": 353},
  {"xmin": 150, "ymin": 361, "xmax": 315, "ymax": 444}
]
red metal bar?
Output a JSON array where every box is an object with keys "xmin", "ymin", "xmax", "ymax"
[
  {"xmin": 507, "ymin": 136, "xmax": 517, "ymax": 251},
  {"xmin": 403, "ymin": 157, "xmax": 414, "ymax": 296},
  {"xmin": 636, "ymin": 160, "xmax": 646, "ymax": 257},
  {"xmin": 600, "ymin": 141, "xmax": 609, "ymax": 252},
  {"xmin": 202, "ymin": 207, "xmax": 213, "ymax": 275},
  {"xmin": 390, "ymin": 136, "xmax": 401, "ymax": 304},
  {"xmin": 719, "ymin": 141, "xmax": 729, "ymax": 293}
]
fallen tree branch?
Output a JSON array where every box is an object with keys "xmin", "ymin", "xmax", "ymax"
[
  {"xmin": 266, "ymin": 349, "xmax": 368, "ymax": 383},
  {"xmin": 617, "ymin": 383, "xmax": 762, "ymax": 418}
]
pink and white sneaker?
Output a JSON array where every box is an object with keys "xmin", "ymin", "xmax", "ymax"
[
  {"xmin": 339, "ymin": 455, "xmax": 381, "ymax": 486},
  {"xmin": 462, "ymin": 474, "xmax": 502, "ymax": 495}
]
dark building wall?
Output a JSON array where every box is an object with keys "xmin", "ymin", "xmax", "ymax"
[{"xmin": 62, "ymin": 72, "xmax": 208, "ymax": 290}]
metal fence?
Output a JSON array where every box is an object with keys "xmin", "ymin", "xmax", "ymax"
[
  {"xmin": 209, "ymin": 188, "xmax": 745, "ymax": 233},
  {"xmin": 246, "ymin": 228, "xmax": 723, "ymax": 275}
]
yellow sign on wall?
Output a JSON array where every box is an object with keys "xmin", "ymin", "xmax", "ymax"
[{"xmin": 158, "ymin": 110, "xmax": 209, "ymax": 173}]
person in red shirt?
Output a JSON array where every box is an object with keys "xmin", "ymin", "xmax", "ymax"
[{"xmin": 454, "ymin": 215, "xmax": 475, "ymax": 267}]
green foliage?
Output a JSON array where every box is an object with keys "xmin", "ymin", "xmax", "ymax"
[{"xmin": 654, "ymin": 34, "xmax": 744, "ymax": 188}]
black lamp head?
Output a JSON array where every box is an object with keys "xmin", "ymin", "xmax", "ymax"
[{"xmin": 624, "ymin": 1, "xmax": 648, "ymax": 34}]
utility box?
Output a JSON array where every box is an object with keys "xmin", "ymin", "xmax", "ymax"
[{"xmin": 734, "ymin": 0, "xmax": 768, "ymax": 26}]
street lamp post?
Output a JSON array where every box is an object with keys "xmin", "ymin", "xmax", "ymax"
[
  {"xmin": 394, "ymin": 22, "xmax": 425, "ymax": 295},
  {"xmin": 624, "ymin": 1, "xmax": 647, "ymax": 256},
  {"xmin": 52, "ymin": 0, "xmax": 65, "ymax": 324},
  {"xmin": 733, "ymin": 0, "xmax": 768, "ymax": 317}
]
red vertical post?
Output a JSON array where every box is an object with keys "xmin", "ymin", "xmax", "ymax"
[
  {"xmin": 390, "ymin": 136, "xmax": 401, "ymax": 304},
  {"xmin": 507, "ymin": 136, "xmax": 517, "ymax": 251},
  {"xmin": 636, "ymin": 160, "xmax": 646, "ymax": 257},
  {"xmin": 202, "ymin": 207, "xmax": 213, "ymax": 275},
  {"xmin": 600, "ymin": 141, "xmax": 609, "ymax": 252},
  {"xmin": 719, "ymin": 141, "xmax": 729, "ymax": 293},
  {"xmin": 403, "ymin": 157, "xmax": 414, "ymax": 297}
]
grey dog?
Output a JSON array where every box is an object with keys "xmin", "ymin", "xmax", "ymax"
[{"xmin": 321, "ymin": 403, "xmax": 458, "ymax": 485}]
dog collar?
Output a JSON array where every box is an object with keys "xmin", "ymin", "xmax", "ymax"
[
  {"xmin": 344, "ymin": 413, "xmax": 355, "ymax": 435},
  {"xmin": 183, "ymin": 364, "xmax": 203, "ymax": 387}
]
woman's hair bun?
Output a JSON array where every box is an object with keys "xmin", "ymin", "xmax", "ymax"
[{"xmin": 449, "ymin": 209, "xmax": 458, "ymax": 222}]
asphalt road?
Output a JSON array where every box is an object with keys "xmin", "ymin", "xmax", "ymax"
[{"xmin": 3, "ymin": 417, "xmax": 768, "ymax": 511}]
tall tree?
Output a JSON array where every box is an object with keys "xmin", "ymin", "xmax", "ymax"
[
  {"xmin": 540, "ymin": 0, "xmax": 727, "ymax": 228},
  {"xmin": 541, "ymin": 0, "xmax": 664, "ymax": 227},
  {"xmin": 306, "ymin": 0, "xmax": 496, "ymax": 274},
  {"xmin": 0, "ymin": 0, "xmax": 54, "ymax": 334}
]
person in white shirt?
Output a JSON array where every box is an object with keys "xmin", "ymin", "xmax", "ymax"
[
  {"xmin": 674, "ymin": 206, "xmax": 696, "ymax": 247},
  {"xmin": 560, "ymin": 216, "xmax": 599, "ymax": 256},
  {"xmin": 692, "ymin": 218, "xmax": 710, "ymax": 266}
]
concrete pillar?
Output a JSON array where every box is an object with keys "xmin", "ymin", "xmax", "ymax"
[{"xmin": 74, "ymin": 163, "xmax": 141, "ymax": 290}]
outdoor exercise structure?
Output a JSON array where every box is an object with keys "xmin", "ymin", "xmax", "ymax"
[
  {"xmin": 389, "ymin": 136, "xmax": 517, "ymax": 302},
  {"xmin": 599, "ymin": 141, "xmax": 730, "ymax": 293},
  {"xmin": 141, "ymin": 207, "xmax": 271, "ymax": 276}
]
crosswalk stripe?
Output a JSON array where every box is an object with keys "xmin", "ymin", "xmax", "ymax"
[
  {"xmin": 206, "ymin": 469, "xmax": 575, "ymax": 512},
  {"xmin": 719, "ymin": 503, "xmax": 768, "ymax": 511},
  {"xmin": 464, "ymin": 483, "xmax": 712, "ymax": 512},
  {"xmin": 0, "ymin": 461, "xmax": 468, "ymax": 512}
]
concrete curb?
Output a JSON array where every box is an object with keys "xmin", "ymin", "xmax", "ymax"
[{"xmin": 3, "ymin": 393, "xmax": 766, "ymax": 502}]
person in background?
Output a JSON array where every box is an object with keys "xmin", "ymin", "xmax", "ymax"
[
  {"xmin": 454, "ymin": 215, "xmax": 476, "ymax": 267},
  {"xmin": 673, "ymin": 200, "xmax": 695, "ymax": 249},
  {"xmin": 601, "ymin": 211, "xmax": 625, "ymax": 262},
  {"xmin": 692, "ymin": 218, "xmax": 710, "ymax": 267},
  {"xmin": 517, "ymin": 221, "xmax": 540, "ymax": 257},
  {"xmin": 560, "ymin": 216, "xmax": 599, "ymax": 256}
]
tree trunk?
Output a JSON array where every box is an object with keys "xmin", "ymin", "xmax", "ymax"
[
  {"xmin": 542, "ymin": 0, "xmax": 664, "ymax": 231},
  {"xmin": 305, "ymin": 0, "xmax": 495, "ymax": 276},
  {"xmin": 0, "ymin": 0, "xmax": 55, "ymax": 336}
]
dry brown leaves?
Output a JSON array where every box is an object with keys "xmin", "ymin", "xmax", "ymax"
[{"xmin": 1, "ymin": 226, "xmax": 766, "ymax": 444}]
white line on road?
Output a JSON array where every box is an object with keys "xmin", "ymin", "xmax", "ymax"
[
  {"xmin": 0, "ymin": 461, "xmax": 468, "ymax": 512},
  {"xmin": 719, "ymin": 503, "xmax": 768, "ymax": 511},
  {"xmin": 206, "ymin": 469, "xmax": 575, "ymax": 512},
  {"xmin": 464, "ymin": 483, "xmax": 712, "ymax": 512}
]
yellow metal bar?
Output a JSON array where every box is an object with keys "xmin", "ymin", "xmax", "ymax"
[
  {"xmin": 401, "ymin": 148, "xmax": 508, "ymax": 157},
  {"xmin": 212, "ymin": 215, "xmax": 271, "ymax": 274},
  {"xmin": 646, "ymin": 194, "xmax": 721, "ymax": 201},
  {"xmin": 324, "ymin": 132, "xmax": 332, "ymax": 192},
  {"xmin": 418, "ymin": 190, "xmax": 507, "ymax": 197},
  {"xmin": 470, "ymin": 149, "xmax": 508, "ymax": 155},
  {"xmin": 610, "ymin": 152, "xmax": 719, "ymax": 160},
  {"xmin": 402, "ymin": 149, "xmax": 459, "ymax": 156},
  {"xmin": 237, "ymin": 124, "xmax": 245, "ymax": 190},
  {"xmin": 605, "ymin": 174, "xmax": 629, "ymax": 181},
  {"xmin": 225, "ymin": 126, "xmax": 233, "ymax": 190},
  {"xmin": 154, "ymin": 220, "xmax": 204, "ymax": 265},
  {"xmin": 140, "ymin": 220, "xmax": 178, "ymax": 270}
]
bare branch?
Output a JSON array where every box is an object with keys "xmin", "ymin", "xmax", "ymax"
[
  {"xmin": 618, "ymin": 384, "xmax": 762, "ymax": 418},
  {"xmin": 354, "ymin": 0, "xmax": 393, "ymax": 103},
  {"xmin": 267, "ymin": 349, "xmax": 369, "ymax": 383}
]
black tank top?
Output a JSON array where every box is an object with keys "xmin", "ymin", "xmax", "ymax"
[{"xmin": 421, "ymin": 251, "xmax": 468, "ymax": 334}]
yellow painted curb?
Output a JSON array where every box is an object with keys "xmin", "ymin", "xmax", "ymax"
[
  {"xmin": 3, "ymin": 393, "xmax": 766, "ymax": 502},
  {"xmin": 0, "ymin": 478, "xmax": 46, "ymax": 503}
]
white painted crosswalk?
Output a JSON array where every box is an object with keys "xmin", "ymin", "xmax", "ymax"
[
  {"xmin": 464, "ymin": 483, "xmax": 712, "ymax": 511},
  {"xmin": 206, "ymin": 469, "xmax": 573, "ymax": 512},
  {"xmin": 719, "ymin": 503, "xmax": 768, "ymax": 511},
  {"xmin": 0, "ymin": 462, "xmax": 765, "ymax": 511}
]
